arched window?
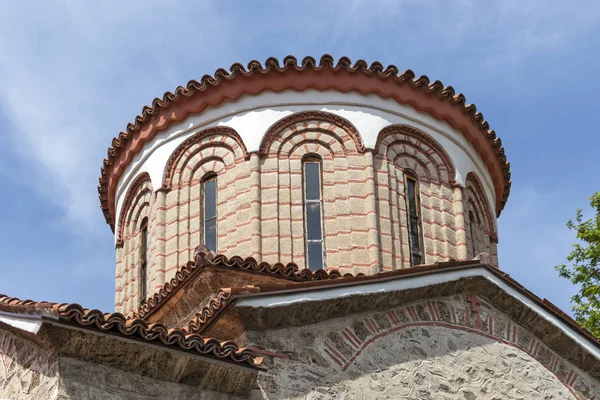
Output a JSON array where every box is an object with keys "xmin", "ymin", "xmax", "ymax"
[
  {"xmin": 404, "ymin": 172, "xmax": 423, "ymax": 266},
  {"xmin": 202, "ymin": 175, "xmax": 217, "ymax": 252},
  {"xmin": 303, "ymin": 156, "xmax": 324, "ymax": 270},
  {"xmin": 139, "ymin": 217, "xmax": 148, "ymax": 302}
]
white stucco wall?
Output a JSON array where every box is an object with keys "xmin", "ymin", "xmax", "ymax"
[{"xmin": 113, "ymin": 90, "xmax": 498, "ymax": 241}]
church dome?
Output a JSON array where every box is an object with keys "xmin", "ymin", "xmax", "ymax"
[{"xmin": 99, "ymin": 55, "xmax": 511, "ymax": 314}]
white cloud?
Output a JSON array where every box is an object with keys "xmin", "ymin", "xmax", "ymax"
[
  {"xmin": 0, "ymin": 1, "xmax": 236, "ymax": 232},
  {"xmin": 0, "ymin": 0, "xmax": 597, "ymax": 236}
]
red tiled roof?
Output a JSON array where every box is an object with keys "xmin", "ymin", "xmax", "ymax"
[
  {"xmin": 0, "ymin": 294, "xmax": 261, "ymax": 368},
  {"xmin": 136, "ymin": 246, "xmax": 361, "ymax": 320},
  {"xmin": 99, "ymin": 55, "xmax": 512, "ymax": 230},
  {"xmin": 185, "ymin": 260, "xmax": 484, "ymax": 335},
  {"xmin": 213, "ymin": 260, "xmax": 600, "ymax": 346}
]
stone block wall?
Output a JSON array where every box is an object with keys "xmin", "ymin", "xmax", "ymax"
[
  {"xmin": 245, "ymin": 294, "xmax": 600, "ymax": 399},
  {"xmin": 0, "ymin": 327, "xmax": 59, "ymax": 399},
  {"xmin": 114, "ymin": 111, "xmax": 500, "ymax": 314}
]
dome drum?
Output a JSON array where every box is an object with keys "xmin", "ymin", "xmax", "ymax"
[{"xmin": 113, "ymin": 108, "xmax": 499, "ymax": 314}]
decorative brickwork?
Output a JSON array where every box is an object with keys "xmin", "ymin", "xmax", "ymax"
[
  {"xmin": 98, "ymin": 55, "xmax": 512, "ymax": 230},
  {"xmin": 114, "ymin": 112, "xmax": 504, "ymax": 315},
  {"xmin": 374, "ymin": 125, "xmax": 460, "ymax": 269},
  {"xmin": 247, "ymin": 293, "xmax": 600, "ymax": 399},
  {"xmin": 115, "ymin": 173, "xmax": 156, "ymax": 313},
  {"xmin": 260, "ymin": 111, "xmax": 375, "ymax": 273},
  {"xmin": 161, "ymin": 127, "xmax": 251, "ymax": 281},
  {"xmin": 465, "ymin": 172, "xmax": 499, "ymax": 266}
]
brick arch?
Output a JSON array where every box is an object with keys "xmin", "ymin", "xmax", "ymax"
[
  {"xmin": 187, "ymin": 157, "xmax": 227, "ymax": 186},
  {"xmin": 130, "ymin": 200, "xmax": 150, "ymax": 230},
  {"xmin": 116, "ymin": 173, "xmax": 153, "ymax": 248},
  {"xmin": 162, "ymin": 126, "xmax": 248, "ymax": 190},
  {"xmin": 288, "ymin": 138, "xmax": 336, "ymax": 160},
  {"xmin": 375, "ymin": 125, "xmax": 456, "ymax": 185},
  {"xmin": 321, "ymin": 295, "xmax": 589, "ymax": 398},
  {"xmin": 465, "ymin": 172, "xmax": 495, "ymax": 237},
  {"xmin": 259, "ymin": 111, "xmax": 365, "ymax": 157},
  {"xmin": 392, "ymin": 153, "xmax": 435, "ymax": 183}
]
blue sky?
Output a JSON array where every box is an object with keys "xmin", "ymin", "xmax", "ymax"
[{"xmin": 0, "ymin": 1, "xmax": 599, "ymax": 313}]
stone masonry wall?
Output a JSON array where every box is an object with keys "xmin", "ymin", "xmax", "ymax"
[
  {"xmin": 0, "ymin": 326, "xmax": 59, "ymax": 399},
  {"xmin": 56, "ymin": 357, "xmax": 243, "ymax": 400},
  {"xmin": 115, "ymin": 111, "xmax": 500, "ymax": 315},
  {"xmin": 245, "ymin": 294, "xmax": 600, "ymax": 400}
]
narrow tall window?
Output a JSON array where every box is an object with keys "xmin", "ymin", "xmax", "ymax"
[
  {"xmin": 139, "ymin": 217, "xmax": 148, "ymax": 302},
  {"xmin": 405, "ymin": 173, "xmax": 423, "ymax": 266},
  {"xmin": 469, "ymin": 210, "xmax": 479, "ymax": 257},
  {"xmin": 202, "ymin": 176, "xmax": 217, "ymax": 252},
  {"xmin": 303, "ymin": 157, "xmax": 324, "ymax": 270}
]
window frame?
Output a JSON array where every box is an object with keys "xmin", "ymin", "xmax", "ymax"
[
  {"xmin": 302, "ymin": 155, "xmax": 325, "ymax": 271},
  {"xmin": 139, "ymin": 216, "xmax": 149, "ymax": 303},
  {"xmin": 403, "ymin": 171, "xmax": 424, "ymax": 266},
  {"xmin": 201, "ymin": 173, "xmax": 218, "ymax": 253}
]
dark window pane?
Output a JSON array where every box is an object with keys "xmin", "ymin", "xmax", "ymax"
[
  {"xmin": 412, "ymin": 253, "xmax": 422, "ymax": 265},
  {"xmin": 407, "ymin": 180, "xmax": 417, "ymax": 216},
  {"xmin": 410, "ymin": 218, "xmax": 420, "ymax": 238},
  {"xmin": 140, "ymin": 219, "xmax": 148, "ymax": 301},
  {"xmin": 405, "ymin": 177, "xmax": 422, "ymax": 266},
  {"xmin": 307, "ymin": 242, "xmax": 323, "ymax": 271},
  {"xmin": 411, "ymin": 233, "xmax": 420, "ymax": 256},
  {"xmin": 304, "ymin": 162, "xmax": 321, "ymax": 200},
  {"xmin": 203, "ymin": 179, "xmax": 217, "ymax": 219},
  {"xmin": 306, "ymin": 203, "xmax": 322, "ymax": 240},
  {"xmin": 140, "ymin": 264, "xmax": 147, "ymax": 301},
  {"xmin": 141, "ymin": 228, "xmax": 148, "ymax": 259},
  {"xmin": 205, "ymin": 218, "xmax": 217, "ymax": 252}
]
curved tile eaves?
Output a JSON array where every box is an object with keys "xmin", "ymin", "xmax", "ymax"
[{"xmin": 100, "ymin": 55, "xmax": 511, "ymax": 230}]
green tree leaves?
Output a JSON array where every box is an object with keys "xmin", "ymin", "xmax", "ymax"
[{"xmin": 556, "ymin": 192, "xmax": 600, "ymax": 337}]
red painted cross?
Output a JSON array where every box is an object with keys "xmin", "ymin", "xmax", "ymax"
[{"xmin": 467, "ymin": 293, "xmax": 480, "ymax": 312}]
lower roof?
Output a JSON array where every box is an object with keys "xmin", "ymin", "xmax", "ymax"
[
  {"xmin": 2, "ymin": 254, "xmax": 597, "ymax": 384},
  {"xmin": 0, "ymin": 293, "xmax": 262, "ymax": 370}
]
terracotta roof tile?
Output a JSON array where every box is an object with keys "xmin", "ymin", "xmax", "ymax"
[
  {"xmin": 99, "ymin": 55, "xmax": 511, "ymax": 230},
  {"xmin": 136, "ymin": 245, "xmax": 361, "ymax": 320},
  {"xmin": 186, "ymin": 288, "xmax": 234, "ymax": 334},
  {"xmin": 0, "ymin": 294, "xmax": 261, "ymax": 368},
  {"xmin": 184, "ymin": 260, "xmax": 484, "ymax": 335},
  {"xmin": 216, "ymin": 261, "xmax": 600, "ymax": 346}
]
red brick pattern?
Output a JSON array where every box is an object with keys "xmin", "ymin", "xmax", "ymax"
[
  {"xmin": 115, "ymin": 113, "xmax": 502, "ymax": 315},
  {"xmin": 115, "ymin": 175, "xmax": 156, "ymax": 313},
  {"xmin": 162, "ymin": 128, "xmax": 250, "ymax": 281},
  {"xmin": 321, "ymin": 294, "xmax": 598, "ymax": 398},
  {"xmin": 261, "ymin": 114, "xmax": 374, "ymax": 273},
  {"xmin": 374, "ymin": 125, "xmax": 460, "ymax": 270},
  {"xmin": 465, "ymin": 172, "xmax": 498, "ymax": 266}
]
